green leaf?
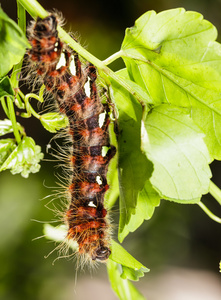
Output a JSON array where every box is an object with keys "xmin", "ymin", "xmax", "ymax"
[
  {"xmin": 105, "ymin": 166, "xmax": 119, "ymax": 209},
  {"xmin": 0, "ymin": 119, "xmax": 23, "ymax": 137},
  {"xmin": 107, "ymin": 260, "xmax": 147, "ymax": 300},
  {"xmin": 108, "ymin": 240, "xmax": 148, "ymax": 298},
  {"xmin": 0, "ymin": 119, "xmax": 15, "ymax": 136},
  {"xmin": 0, "ymin": 77, "xmax": 14, "ymax": 98},
  {"xmin": 121, "ymin": 266, "xmax": 146, "ymax": 281},
  {"xmin": 142, "ymin": 104, "xmax": 212, "ymax": 202},
  {"xmin": 0, "ymin": 136, "xmax": 44, "ymax": 178},
  {"xmin": 0, "ymin": 138, "xmax": 16, "ymax": 164},
  {"xmin": 120, "ymin": 180, "xmax": 161, "ymax": 241},
  {"xmin": 110, "ymin": 69, "xmax": 153, "ymax": 242},
  {"xmin": 0, "ymin": 8, "xmax": 29, "ymax": 77},
  {"xmin": 110, "ymin": 240, "xmax": 149, "ymax": 278},
  {"xmin": 121, "ymin": 8, "xmax": 221, "ymax": 160},
  {"xmin": 40, "ymin": 112, "xmax": 69, "ymax": 133},
  {"xmin": 114, "ymin": 68, "xmax": 153, "ymax": 106}
]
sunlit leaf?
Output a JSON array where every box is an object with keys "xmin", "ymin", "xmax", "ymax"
[
  {"xmin": 142, "ymin": 105, "xmax": 212, "ymax": 202},
  {"xmin": 40, "ymin": 112, "xmax": 69, "ymax": 133},
  {"xmin": 107, "ymin": 260, "xmax": 146, "ymax": 300},
  {"xmin": 0, "ymin": 138, "xmax": 16, "ymax": 164},
  {"xmin": 110, "ymin": 240, "xmax": 149, "ymax": 276},
  {"xmin": 0, "ymin": 8, "xmax": 29, "ymax": 76},
  {"xmin": 0, "ymin": 136, "xmax": 44, "ymax": 177},
  {"xmin": 0, "ymin": 77, "xmax": 14, "ymax": 98},
  {"xmin": 121, "ymin": 8, "xmax": 221, "ymax": 160},
  {"xmin": 0, "ymin": 119, "xmax": 22, "ymax": 137}
]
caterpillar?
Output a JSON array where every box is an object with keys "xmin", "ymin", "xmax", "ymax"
[{"xmin": 27, "ymin": 13, "xmax": 116, "ymax": 262}]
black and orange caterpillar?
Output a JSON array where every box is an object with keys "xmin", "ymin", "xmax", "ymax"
[{"xmin": 27, "ymin": 14, "xmax": 116, "ymax": 262}]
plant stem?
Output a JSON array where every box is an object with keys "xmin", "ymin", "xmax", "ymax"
[
  {"xmin": 198, "ymin": 201, "xmax": 221, "ymax": 223},
  {"xmin": 0, "ymin": 97, "xmax": 10, "ymax": 118},
  {"xmin": 7, "ymin": 1, "xmax": 26, "ymax": 144},
  {"xmin": 17, "ymin": 1, "xmax": 26, "ymax": 32},
  {"xmin": 209, "ymin": 181, "xmax": 221, "ymax": 205},
  {"xmin": 17, "ymin": 0, "xmax": 149, "ymax": 104},
  {"xmin": 6, "ymin": 97, "xmax": 21, "ymax": 144},
  {"xmin": 18, "ymin": 90, "xmax": 42, "ymax": 118},
  {"xmin": 11, "ymin": 2, "xmax": 26, "ymax": 88},
  {"xmin": 24, "ymin": 94, "xmax": 41, "ymax": 118},
  {"xmin": 17, "ymin": 0, "xmax": 48, "ymax": 19},
  {"xmin": 102, "ymin": 50, "xmax": 124, "ymax": 65}
]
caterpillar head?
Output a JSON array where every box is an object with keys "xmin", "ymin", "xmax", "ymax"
[
  {"xmin": 34, "ymin": 15, "xmax": 58, "ymax": 37},
  {"xmin": 91, "ymin": 245, "xmax": 111, "ymax": 262}
]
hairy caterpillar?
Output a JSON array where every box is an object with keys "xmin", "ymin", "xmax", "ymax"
[{"xmin": 27, "ymin": 13, "xmax": 116, "ymax": 262}]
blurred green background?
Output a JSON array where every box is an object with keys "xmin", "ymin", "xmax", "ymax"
[{"xmin": 1, "ymin": 0, "xmax": 221, "ymax": 299}]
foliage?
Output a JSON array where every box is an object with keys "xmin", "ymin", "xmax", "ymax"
[{"xmin": 0, "ymin": 1, "xmax": 221, "ymax": 299}]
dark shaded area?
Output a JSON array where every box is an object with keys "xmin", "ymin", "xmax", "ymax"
[{"xmin": 0, "ymin": 0, "xmax": 221, "ymax": 299}]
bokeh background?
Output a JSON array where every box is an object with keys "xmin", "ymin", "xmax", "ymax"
[{"xmin": 1, "ymin": 0, "xmax": 221, "ymax": 299}]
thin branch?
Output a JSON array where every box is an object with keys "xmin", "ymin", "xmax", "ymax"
[
  {"xmin": 198, "ymin": 201, "xmax": 221, "ymax": 223},
  {"xmin": 102, "ymin": 50, "xmax": 124, "ymax": 65},
  {"xmin": 209, "ymin": 180, "xmax": 221, "ymax": 205},
  {"xmin": 7, "ymin": 97, "xmax": 21, "ymax": 144}
]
